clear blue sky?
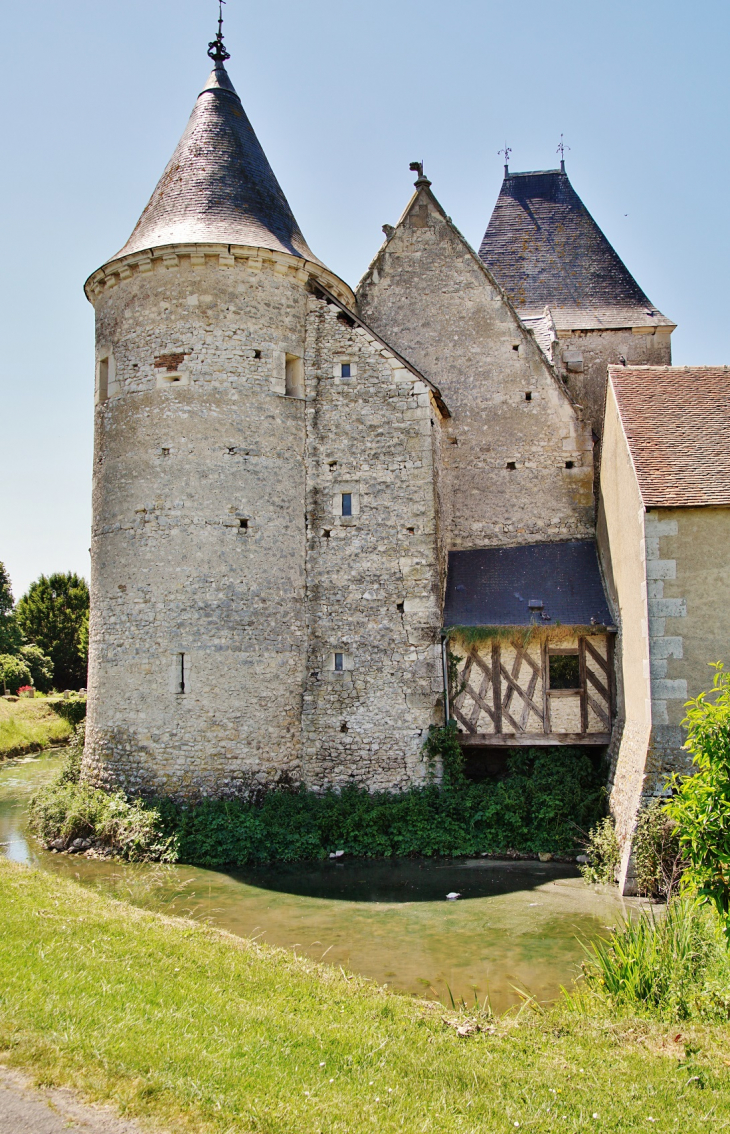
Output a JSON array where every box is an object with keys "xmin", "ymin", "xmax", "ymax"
[{"xmin": 1, "ymin": 0, "xmax": 728, "ymax": 598}]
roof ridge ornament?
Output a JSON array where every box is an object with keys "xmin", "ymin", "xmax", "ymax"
[
  {"xmin": 498, "ymin": 143, "xmax": 512, "ymax": 176},
  {"xmin": 208, "ymin": 0, "xmax": 231, "ymax": 63},
  {"xmin": 409, "ymin": 161, "xmax": 431, "ymax": 188},
  {"xmin": 557, "ymin": 134, "xmax": 570, "ymax": 174}
]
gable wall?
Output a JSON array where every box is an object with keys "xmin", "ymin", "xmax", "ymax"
[
  {"xmin": 300, "ymin": 295, "xmax": 445, "ymax": 790},
  {"xmin": 356, "ymin": 190, "xmax": 595, "ymax": 552}
]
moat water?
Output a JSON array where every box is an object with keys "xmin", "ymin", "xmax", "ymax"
[{"xmin": 0, "ymin": 752, "xmax": 642, "ymax": 1013}]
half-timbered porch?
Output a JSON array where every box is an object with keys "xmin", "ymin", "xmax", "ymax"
[{"xmin": 443, "ymin": 541, "xmax": 616, "ymax": 748}]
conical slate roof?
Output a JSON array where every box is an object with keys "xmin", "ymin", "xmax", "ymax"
[
  {"xmin": 110, "ymin": 62, "xmax": 320, "ymax": 265},
  {"xmin": 479, "ymin": 168, "xmax": 672, "ymax": 330}
]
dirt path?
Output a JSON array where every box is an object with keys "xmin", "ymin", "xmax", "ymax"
[{"xmin": 0, "ymin": 1065, "xmax": 156, "ymax": 1133}]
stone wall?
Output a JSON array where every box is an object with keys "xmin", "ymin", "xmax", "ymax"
[
  {"xmin": 84, "ymin": 246, "xmax": 446, "ymax": 799},
  {"xmin": 356, "ymin": 185, "xmax": 595, "ymax": 552},
  {"xmin": 85, "ymin": 250, "xmax": 314, "ymax": 799},
  {"xmin": 554, "ymin": 327, "xmax": 672, "ymax": 441},
  {"xmin": 300, "ymin": 293, "xmax": 445, "ymax": 790},
  {"xmin": 597, "ymin": 381, "xmax": 653, "ymax": 887}
]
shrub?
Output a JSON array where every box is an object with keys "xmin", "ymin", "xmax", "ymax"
[
  {"xmin": 0, "ymin": 654, "xmax": 32, "ymax": 696},
  {"xmin": 576, "ymin": 897, "xmax": 730, "ymax": 1021},
  {"xmin": 579, "ymin": 815, "xmax": 620, "ymax": 884},
  {"xmin": 19, "ymin": 644, "xmax": 54, "ymax": 693},
  {"xmin": 28, "ymin": 724, "xmax": 175, "ymax": 863},
  {"xmin": 666, "ymin": 663, "xmax": 730, "ymax": 940},
  {"xmin": 633, "ymin": 798, "xmax": 685, "ymax": 900},
  {"xmin": 26, "ymin": 730, "xmax": 607, "ymax": 868},
  {"xmin": 50, "ymin": 697, "xmax": 87, "ymax": 727}
]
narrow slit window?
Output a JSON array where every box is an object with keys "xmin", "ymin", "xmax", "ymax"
[
  {"xmin": 341, "ymin": 363, "xmax": 351, "ymax": 378},
  {"xmin": 548, "ymin": 653, "xmax": 580, "ymax": 690},
  {"xmin": 98, "ymin": 357, "xmax": 109, "ymax": 402},
  {"xmin": 238, "ymin": 518, "xmax": 248, "ymax": 530},
  {"xmin": 341, "ymin": 493, "xmax": 352, "ymax": 517},
  {"xmin": 176, "ymin": 652, "xmax": 185, "ymax": 694},
  {"xmin": 334, "ymin": 652, "xmax": 344, "ymax": 672},
  {"xmin": 525, "ymin": 391, "xmax": 532, "ymax": 401}
]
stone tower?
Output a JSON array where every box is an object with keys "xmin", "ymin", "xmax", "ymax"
[
  {"xmin": 83, "ymin": 33, "xmax": 447, "ymax": 800},
  {"xmin": 83, "ymin": 36, "xmax": 356, "ymax": 799},
  {"xmin": 478, "ymin": 165, "xmax": 674, "ymax": 437}
]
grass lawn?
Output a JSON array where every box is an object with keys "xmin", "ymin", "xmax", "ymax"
[
  {"xmin": 0, "ymin": 698, "xmax": 72, "ymax": 758},
  {"xmin": 0, "ymin": 860, "xmax": 729, "ymax": 1132}
]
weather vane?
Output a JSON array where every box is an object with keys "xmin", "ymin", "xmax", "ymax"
[
  {"xmin": 208, "ymin": 0, "xmax": 230, "ymax": 62},
  {"xmin": 557, "ymin": 134, "xmax": 570, "ymax": 172},
  {"xmin": 498, "ymin": 144, "xmax": 512, "ymax": 174}
]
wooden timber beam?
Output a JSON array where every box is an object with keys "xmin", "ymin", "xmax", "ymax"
[{"xmin": 458, "ymin": 733, "xmax": 612, "ymax": 747}]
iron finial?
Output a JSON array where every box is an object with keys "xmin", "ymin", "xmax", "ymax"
[
  {"xmin": 557, "ymin": 134, "xmax": 570, "ymax": 173},
  {"xmin": 498, "ymin": 143, "xmax": 512, "ymax": 176},
  {"xmin": 208, "ymin": 0, "xmax": 231, "ymax": 63}
]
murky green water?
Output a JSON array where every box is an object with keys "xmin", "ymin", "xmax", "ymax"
[{"xmin": 0, "ymin": 752, "xmax": 641, "ymax": 1013}]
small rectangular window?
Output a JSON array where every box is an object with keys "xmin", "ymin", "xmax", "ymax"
[
  {"xmin": 341, "ymin": 493, "xmax": 352, "ymax": 517},
  {"xmin": 334, "ymin": 652, "xmax": 344, "ymax": 672},
  {"xmin": 341, "ymin": 363, "xmax": 351, "ymax": 378},
  {"xmin": 549, "ymin": 653, "xmax": 580, "ymax": 690},
  {"xmin": 176, "ymin": 652, "xmax": 185, "ymax": 694},
  {"xmin": 99, "ymin": 357, "xmax": 109, "ymax": 402},
  {"xmin": 285, "ymin": 355, "xmax": 304, "ymax": 398}
]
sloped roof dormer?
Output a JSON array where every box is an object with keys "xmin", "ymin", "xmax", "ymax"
[{"xmin": 109, "ymin": 60, "xmax": 322, "ymax": 266}]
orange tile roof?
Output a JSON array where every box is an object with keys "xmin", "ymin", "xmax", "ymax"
[{"xmin": 608, "ymin": 366, "xmax": 730, "ymax": 507}]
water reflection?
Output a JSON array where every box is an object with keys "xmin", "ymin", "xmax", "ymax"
[{"xmin": 0, "ymin": 753, "xmax": 640, "ymax": 1012}]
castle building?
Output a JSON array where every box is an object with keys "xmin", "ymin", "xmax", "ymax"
[{"xmin": 84, "ymin": 30, "xmax": 725, "ymax": 891}]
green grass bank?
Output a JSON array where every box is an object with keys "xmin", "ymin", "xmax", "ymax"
[
  {"xmin": 1, "ymin": 859, "xmax": 729, "ymax": 1133},
  {"xmin": 0, "ymin": 696, "xmax": 81, "ymax": 759}
]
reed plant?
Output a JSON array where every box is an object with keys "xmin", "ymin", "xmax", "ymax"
[{"xmin": 570, "ymin": 897, "xmax": 730, "ymax": 1021}]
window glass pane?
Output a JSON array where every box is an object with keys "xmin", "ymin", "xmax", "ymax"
[
  {"xmin": 341, "ymin": 363, "xmax": 351, "ymax": 378},
  {"xmin": 334, "ymin": 652, "xmax": 344, "ymax": 671},
  {"xmin": 549, "ymin": 654, "xmax": 580, "ymax": 689},
  {"xmin": 341, "ymin": 493, "xmax": 352, "ymax": 517}
]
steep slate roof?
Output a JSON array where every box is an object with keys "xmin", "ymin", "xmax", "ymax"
[
  {"xmin": 609, "ymin": 366, "xmax": 730, "ymax": 507},
  {"xmin": 444, "ymin": 542, "xmax": 613, "ymax": 627},
  {"xmin": 110, "ymin": 62, "xmax": 320, "ymax": 265},
  {"xmin": 479, "ymin": 168, "xmax": 673, "ymax": 331}
]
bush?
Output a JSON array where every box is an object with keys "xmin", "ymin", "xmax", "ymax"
[
  {"xmin": 50, "ymin": 697, "xmax": 87, "ymax": 727},
  {"xmin": 666, "ymin": 663, "xmax": 730, "ymax": 939},
  {"xmin": 576, "ymin": 897, "xmax": 730, "ymax": 1021},
  {"xmin": 580, "ymin": 816, "xmax": 620, "ymax": 884},
  {"xmin": 633, "ymin": 798, "xmax": 685, "ymax": 900},
  {"xmin": 27, "ymin": 724, "xmax": 175, "ymax": 862},
  {"xmin": 0, "ymin": 654, "xmax": 32, "ymax": 696},
  {"xmin": 19, "ymin": 644, "xmax": 54, "ymax": 693},
  {"xmin": 26, "ymin": 726, "xmax": 607, "ymax": 868}
]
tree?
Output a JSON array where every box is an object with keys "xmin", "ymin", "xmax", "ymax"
[
  {"xmin": 19, "ymin": 644, "xmax": 54, "ymax": 693},
  {"xmin": 15, "ymin": 573, "xmax": 89, "ymax": 690},
  {"xmin": 0, "ymin": 654, "xmax": 32, "ymax": 695},
  {"xmin": 0, "ymin": 562, "xmax": 22, "ymax": 655},
  {"xmin": 667, "ymin": 663, "xmax": 730, "ymax": 942}
]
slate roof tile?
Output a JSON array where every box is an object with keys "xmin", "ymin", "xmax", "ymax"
[
  {"xmin": 479, "ymin": 169, "xmax": 673, "ymax": 331},
  {"xmin": 444, "ymin": 541, "xmax": 612, "ymax": 627},
  {"xmin": 609, "ymin": 366, "xmax": 730, "ymax": 507},
  {"xmin": 110, "ymin": 63, "xmax": 320, "ymax": 266}
]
